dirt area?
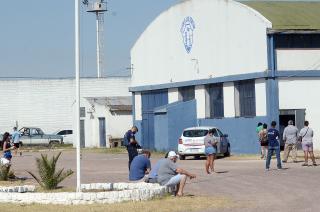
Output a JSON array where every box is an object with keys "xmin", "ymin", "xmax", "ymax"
[{"xmin": 2, "ymin": 149, "xmax": 320, "ymax": 212}]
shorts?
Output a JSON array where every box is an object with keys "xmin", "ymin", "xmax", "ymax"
[
  {"xmin": 14, "ymin": 143, "xmax": 20, "ymax": 148},
  {"xmin": 4, "ymin": 152, "xmax": 12, "ymax": 160},
  {"xmin": 205, "ymin": 146, "xmax": 216, "ymax": 155},
  {"xmin": 165, "ymin": 174, "xmax": 185, "ymax": 187},
  {"xmin": 302, "ymin": 142, "xmax": 313, "ymax": 152}
]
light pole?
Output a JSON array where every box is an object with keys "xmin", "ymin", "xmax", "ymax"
[{"xmin": 75, "ymin": 0, "xmax": 81, "ymax": 192}]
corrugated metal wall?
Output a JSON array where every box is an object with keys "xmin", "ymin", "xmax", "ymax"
[{"xmin": 0, "ymin": 77, "xmax": 131, "ymax": 134}]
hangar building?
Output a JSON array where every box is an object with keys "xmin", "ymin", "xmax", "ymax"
[{"xmin": 130, "ymin": 0, "xmax": 320, "ymax": 153}]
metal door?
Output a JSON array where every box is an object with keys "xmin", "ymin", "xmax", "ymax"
[
  {"xmin": 295, "ymin": 109, "xmax": 306, "ymax": 131},
  {"xmin": 99, "ymin": 117, "xmax": 106, "ymax": 147},
  {"xmin": 142, "ymin": 90, "xmax": 168, "ymax": 149},
  {"xmin": 80, "ymin": 120, "xmax": 85, "ymax": 148}
]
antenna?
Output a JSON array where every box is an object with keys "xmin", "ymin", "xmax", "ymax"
[{"xmin": 84, "ymin": 0, "xmax": 107, "ymax": 78}]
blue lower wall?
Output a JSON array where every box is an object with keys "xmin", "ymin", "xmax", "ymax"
[
  {"xmin": 153, "ymin": 100, "xmax": 197, "ymax": 151},
  {"xmin": 199, "ymin": 117, "xmax": 269, "ymax": 154},
  {"xmin": 133, "ymin": 120, "xmax": 142, "ymax": 146},
  {"xmin": 167, "ymin": 100, "xmax": 197, "ymax": 151},
  {"xmin": 154, "ymin": 114, "xmax": 169, "ymax": 151}
]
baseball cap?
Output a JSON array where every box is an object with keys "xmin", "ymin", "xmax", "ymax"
[{"xmin": 168, "ymin": 151, "xmax": 178, "ymax": 158}]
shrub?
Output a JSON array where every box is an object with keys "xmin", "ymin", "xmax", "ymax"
[
  {"xmin": 0, "ymin": 165, "xmax": 11, "ymax": 181},
  {"xmin": 27, "ymin": 152, "xmax": 74, "ymax": 190}
]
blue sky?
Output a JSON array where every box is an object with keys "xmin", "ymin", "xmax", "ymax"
[{"xmin": 0, "ymin": 0, "xmax": 178, "ymax": 78}]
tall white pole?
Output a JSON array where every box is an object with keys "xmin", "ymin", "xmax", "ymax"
[
  {"xmin": 96, "ymin": 12, "xmax": 101, "ymax": 78},
  {"xmin": 75, "ymin": 0, "xmax": 81, "ymax": 192}
]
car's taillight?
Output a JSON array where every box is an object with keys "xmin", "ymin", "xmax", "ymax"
[{"xmin": 179, "ymin": 138, "xmax": 183, "ymax": 144}]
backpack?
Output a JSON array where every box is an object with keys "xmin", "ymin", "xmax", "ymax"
[
  {"xmin": 260, "ymin": 130, "xmax": 268, "ymax": 146},
  {"xmin": 123, "ymin": 132, "xmax": 129, "ymax": 147}
]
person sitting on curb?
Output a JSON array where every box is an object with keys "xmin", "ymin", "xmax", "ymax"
[
  {"xmin": 157, "ymin": 151, "xmax": 196, "ymax": 197},
  {"xmin": 129, "ymin": 150, "xmax": 151, "ymax": 181},
  {"xmin": 146, "ymin": 152, "xmax": 169, "ymax": 183}
]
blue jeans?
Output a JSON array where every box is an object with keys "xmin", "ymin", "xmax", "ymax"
[{"xmin": 266, "ymin": 146, "xmax": 282, "ymax": 169}]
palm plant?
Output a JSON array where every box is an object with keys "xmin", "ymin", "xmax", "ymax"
[
  {"xmin": 27, "ymin": 152, "xmax": 74, "ymax": 190},
  {"xmin": 0, "ymin": 165, "xmax": 11, "ymax": 181}
]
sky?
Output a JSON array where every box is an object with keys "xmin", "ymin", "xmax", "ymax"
[{"xmin": 0, "ymin": 0, "xmax": 178, "ymax": 78}]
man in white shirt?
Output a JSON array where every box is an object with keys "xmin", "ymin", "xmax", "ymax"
[
  {"xmin": 299, "ymin": 121, "xmax": 317, "ymax": 166},
  {"xmin": 282, "ymin": 120, "xmax": 298, "ymax": 163}
]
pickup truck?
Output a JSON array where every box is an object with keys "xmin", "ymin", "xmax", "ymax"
[{"xmin": 18, "ymin": 127, "xmax": 63, "ymax": 146}]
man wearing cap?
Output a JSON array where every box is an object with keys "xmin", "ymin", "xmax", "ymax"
[
  {"xmin": 282, "ymin": 120, "xmax": 299, "ymax": 163},
  {"xmin": 124, "ymin": 126, "xmax": 141, "ymax": 170},
  {"xmin": 157, "ymin": 151, "xmax": 196, "ymax": 196}
]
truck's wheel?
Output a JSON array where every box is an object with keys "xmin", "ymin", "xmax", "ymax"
[{"xmin": 49, "ymin": 140, "xmax": 60, "ymax": 148}]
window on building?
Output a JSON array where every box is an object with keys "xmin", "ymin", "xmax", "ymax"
[
  {"xmin": 235, "ymin": 80, "xmax": 256, "ymax": 117},
  {"xmin": 178, "ymin": 86, "xmax": 195, "ymax": 102},
  {"xmin": 206, "ymin": 83, "xmax": 224, "ymax": 118}
]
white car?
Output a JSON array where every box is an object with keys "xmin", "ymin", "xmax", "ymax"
[
  {"xmin": 53, "ymin": 130, "xmax": 73, "ymax": 144},
  {"xmin": 178, "ymin": 126, "xmax": 230, "ymax": 160}
]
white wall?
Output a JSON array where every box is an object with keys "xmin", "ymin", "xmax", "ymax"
[
  {"xmin": 0, "ymin": 77, "xmax": 131, "ymax": 147},
  {"xmin": 277, "ymin": 50, "xmax": 320, "ymax": 70},
  {"xmin": 223, "ymin": 82, "xmax": 235, "ymax": 117},
  {"xmin": 195, "ymin": 85, "xmax": 206, "ymax": 119},
  {"xmin": 131, "ymin": 0, "xmax": 271, "ymax": 87},
  {"xmin": 255, "ymin": 79, "xmax": 267, "ymax": 116},
  {"xmin": 168, "ymin": 88, "xmax": 179, "ymax": 104},
  {"xmin": 279, "ymin": 78, "xmax": 320, "ymax": 150},
  {"xmin": 134, "ymin": 92, "xmax": 142, "ymax": 121}
]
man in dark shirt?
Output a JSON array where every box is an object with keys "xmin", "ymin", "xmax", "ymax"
[
  {"xmin": 266, "ymin": 121, "xmax": 282, "ymax": 170},
  {"xmin": 124, "ymin": 126, "xmax": 141, "ymax": 170}
]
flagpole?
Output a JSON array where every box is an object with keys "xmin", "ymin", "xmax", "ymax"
[{"xmin": 75, "ymin": 0, "xmax": 81, "ymax": 192}]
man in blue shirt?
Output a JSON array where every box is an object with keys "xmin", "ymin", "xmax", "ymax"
[
  {"xmin": 129, "ymin": 150, "xmax": 151, "ymax": 181},
  {"xmin": 124, "ymin": 126, "xmax": 141, "ymax": 170},
  {"xmin": 266, "ymin": 121, "xmax": 282, "ymax": 170}
]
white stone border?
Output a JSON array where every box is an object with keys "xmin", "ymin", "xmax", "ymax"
[
  {"xmin": 0, "ymin": 185, "xmax": 35, "ymax": 193},
  {"xmin": 0, "ymin": 183, "xmax": 167, "ymax": 205}
]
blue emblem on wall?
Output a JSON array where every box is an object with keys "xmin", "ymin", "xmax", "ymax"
[{"xmin": 181, "ymin": 16, "xmax": 195, "ymax": 53}]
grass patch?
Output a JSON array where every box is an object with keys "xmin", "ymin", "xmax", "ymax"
[
  {"xmin": 0, "ymin": 180, "xmax": 27, "ymax": 187},
  {"xmin": 0, "ymin": 196, "xmax": 235, "ymax": 212},
  {"xmin": 35, "ymin": 187, "xmax": 75, "ymax": 193}
]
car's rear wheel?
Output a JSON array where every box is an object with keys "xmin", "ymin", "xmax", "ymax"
[
  {"xmin": 224, "ymin": 145, "xmax": 231, "ymax": 157},
  {"xmin": 179, "ymin": 155, "xmax": 186, "ymax": 160}
]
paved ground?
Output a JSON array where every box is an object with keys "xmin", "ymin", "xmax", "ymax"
[{"xmin": 10, "ymin": 150, "xmax": 320, "ymax": 212}]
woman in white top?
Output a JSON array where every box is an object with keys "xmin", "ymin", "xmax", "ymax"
[{"xmin": 299, "ymin": 121, "xmax": 317, "ymax": 166}]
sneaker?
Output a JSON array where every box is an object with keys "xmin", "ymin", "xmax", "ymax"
[
  {"xmin": 302, "ymin": 163, "xmax": 308, "ymax": 166},
  {"xmin": 282, "ymin": 160, "xmax": 287, "ymax": 163},
  {"xmin": 293, "ymin": 161, "xmax": 298, "ymax": 163},
  {"xmin": 265, "ymin": 168, "xmax": 270, "ymax": 171},
  {"xmin": 277, "ymin": 167, "xmax": 283, "ymax": 170},
  {"xmin": 313, "ymin": 163, "xmax": 317, "ymax": 166}
]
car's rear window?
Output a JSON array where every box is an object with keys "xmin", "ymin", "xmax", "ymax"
[{"xmin": 183, "ymin": 130, "xmax": 208, "ymax": 137}]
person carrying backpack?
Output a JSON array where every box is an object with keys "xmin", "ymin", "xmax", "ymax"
[{"xmin": 259, "ymin": 123, "xmax": 268, "ymax": 160}]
